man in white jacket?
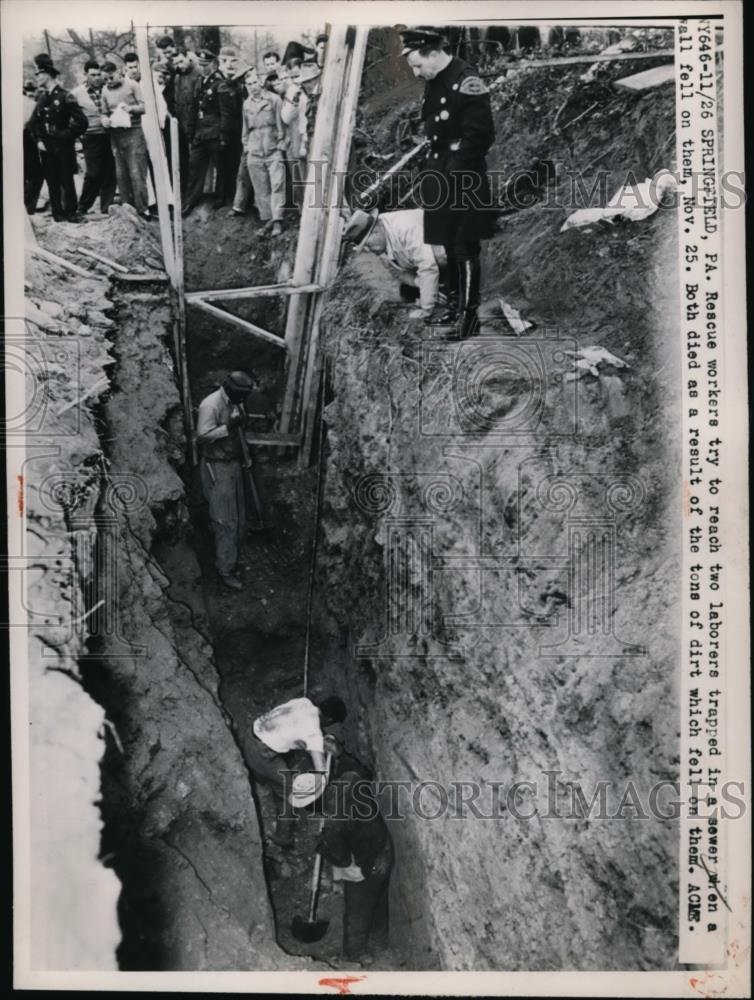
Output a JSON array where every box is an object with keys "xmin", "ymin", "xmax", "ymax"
[{"xmin": 343, "ymin": 208, "xmax": 447, "ymax": 321}]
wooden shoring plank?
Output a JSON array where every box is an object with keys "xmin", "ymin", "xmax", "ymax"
[
  {"xmin": 188, "ymin": 296, "xmax": 286, "ymax": 348},
  {"xmin": 185, "ymin": 283, "xmax": 324, "ymax": 303},
  {"xmin": 299, "ymin": 27, "xmax": 368, "ymax": 468},
  {"xmin": 134, "ymin": 26, "xmax": 176, "ymax": 284},
  {"xmin": 614, "ymin": 63, "xmax": 675, "ymax": 91},
  {"xmin": 279, "ymin": 25, "xmax": 353, "ymax": 435},
  {"xmin": 513, "ymin": 48, "xmax": 675, "ymax": 69},
  {"xmin": 171, "ymin": 114, "xmax": 197, "ymax": 466},
  {"xmin": 243, "ymin": 432, "xmax": 302, "ymax": 447},
  {"xmin": 28, "ymin": 245, "xmax": 99, "ymax": 280},
  {"xmin": 76, "ymin": 246, "xmax": 130, "ymax": 273}
]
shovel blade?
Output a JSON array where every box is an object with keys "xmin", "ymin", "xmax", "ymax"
[{"xmin": 291, "ymin": 916, "xmax": 330, "ymax": 943}]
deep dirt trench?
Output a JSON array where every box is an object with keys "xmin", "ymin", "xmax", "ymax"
[{"xmin": 26, "ymin": 43, "xmax": 684, "ymax": 970}]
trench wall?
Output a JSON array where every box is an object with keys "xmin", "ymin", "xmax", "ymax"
[{"xmin": 315, "ymin": 190, "xmax": 682, "ymax": 970}]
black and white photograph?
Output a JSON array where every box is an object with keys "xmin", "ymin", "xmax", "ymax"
[{"xmin": 3, "ymin": 0, "xmax": 749, "ymax": 994}]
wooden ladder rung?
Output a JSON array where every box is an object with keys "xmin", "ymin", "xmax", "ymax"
[{"xmin": 244, "ymin": 432, "xmax": 302, "ymax": 447}]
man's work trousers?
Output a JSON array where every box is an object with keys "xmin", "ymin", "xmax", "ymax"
[
  {"xmin": 185, "ymin": 134, "xmax": 221, "ymax": 209},
  {"xmin": 24, "ymin": 129, "xmax": 44, "ymax": 214},
  {"xmin": 289, "ymin": 155, "xmax": 307, "ymax": 210},
  {"xmin": 246, "ymin": 149, "xmax": 285, "ymax": 222},
  {"xmin": 231, "ymin": 156, "xmax": 254, "ymax": 213},
  {"xmin": 216, "ymin": 137, "xmax": 242, "ymax": 205},
  {"xmin": 342, "ymin": 837, "xmax": 393, "ymax": 959},
  {"xmin": 239, "ymin": 733, "xmax": 296, "ymax": 847},
  {"xmin": 79, "ymin": 132, "xmax": 117, "ymax": 214},
  {"xmin": 39, "ymin": 143, "xmax": 78, "ymax": 220},
  {"xmin": 109, "ymin": 127, "xmax": 149, "ymax": 214},
  {"xmin": 199, "ymin": 457, "xmax": 245, "ymax": 578}
]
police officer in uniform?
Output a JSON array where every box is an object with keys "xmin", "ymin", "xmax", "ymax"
[
  {"xmin": 27, "ymin": 54, "xmax": 88, "ymax": 222},
  {"xmin": 400, "ymin": 27, "xmax": 496, "ymax": 339},
  {"xmin": 183, "ymin": 49, "xmax": 226, "ymax": 216}
]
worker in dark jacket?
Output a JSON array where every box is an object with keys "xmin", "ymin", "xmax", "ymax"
[
  {"xmin": 171, "ymin": 49, "xmax": 202, "ymax": 195},
  {"xmin": 183, "ymin": 49, "xmax": 226, "ymax": 215},
  {"xmin": 23, "ymin": 81, "xmax": 45, "ymax": 214},
  {"xmin": 216, "ymin": 46, "xmax": 245, "ymax": 207},
  {"xmin": 319, "ymin": 766, "xmax": 393, "ymax": 964},
  {"xmin": 27, "ymin": 54, "xmax": 88, "ymax": 222},
  {"xmin": 401, "ymin": 27, "xmax": 496, "ymax": 340}
]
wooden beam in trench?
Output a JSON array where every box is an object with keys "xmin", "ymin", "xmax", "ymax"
[{"xmin": 188, "ymin": 296, "xmax": 286, "ymax": 349}]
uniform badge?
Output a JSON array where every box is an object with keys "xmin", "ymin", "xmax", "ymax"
[
  {"xmin": 459, "ymin": 76, "xmax": 489, "ymax": 95},
  {"xmin": 440, "ymin": 110, "xmax": 449, "ymax": 120}
]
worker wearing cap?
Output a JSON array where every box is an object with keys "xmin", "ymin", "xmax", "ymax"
[
  {"xmin": 400, "ymin": 26, "xmax": 496, "ymax": 339},
  {"xmin": 183, "ymin": 49, "xmax": 226, "ymax": 215},
  {"xmin": 343, "ymin": 207, "xmax": 447, "ymax": 321},
  {"xmin": 242, "ymin": 695, "xmax": 347, "ymax": 848},
  {"xmin": 196, "ymin": 370, "xmax": 254, "ymax": 590},
  {"xmin": 27, "ymin": 54, "xmax": 88, "ymax": 222},
  {"xmin": 318, "ymin": 766, "xmax": 393, "ymax": 964}
]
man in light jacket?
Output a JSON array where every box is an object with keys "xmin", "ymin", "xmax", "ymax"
[
  {"xmin": 235, "ymin": 68, "xmax": 286, "ymax": 236},
  {"xmin": 343, "ymin": 207, "xmax": 447, "ymax": 321},
  {"xmin": 72, "ymin": 60, "xmax": 117, "ymax": 216}
]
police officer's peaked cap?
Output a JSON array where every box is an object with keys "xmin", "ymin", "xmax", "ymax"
[
  {"xmin": 34, "ymin": 53, "xmax": 59, "ymax": 76},
  {"xmin": 219, "ymin": 45, "xmax": 240, "ymax": 58},
  {"xmin": 196, "ymin": 48, "xmax": 218, "ymax": 63},
  {"xmin": 397, "ymin": 26, "xmax": 448, "ymax": 55}
]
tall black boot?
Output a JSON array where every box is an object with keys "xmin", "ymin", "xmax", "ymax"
[
  {"xmin": 429, "ymin": 247, "xmax": 459, "ymax": 325},
  {"xmin": 457, "ymin": 258, "xmax": 481, "ymax": 340}
]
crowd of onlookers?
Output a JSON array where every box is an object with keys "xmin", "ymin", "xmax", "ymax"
[{"xmin": 24, "ymin": 33, "xmax": 328, "ymax": 235}]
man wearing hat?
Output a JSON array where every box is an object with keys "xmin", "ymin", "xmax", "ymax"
[
  {"xmin": 183, "ymin": 48, "xmax": 226, "ymax": 215},
  {"xmin": 27, "ymin": 54, "xmax": 88, "ymax": 222},
  {"xmin": 400, "ymin": 26, "xmax": 496, "ymax": 339},
  {"xmin": 196, "ymin": 370, "xmax": 256, "ymax": 590},
  {"xmin": 343, "ymin": 207, "xmax": 447, "ymax": 321}
]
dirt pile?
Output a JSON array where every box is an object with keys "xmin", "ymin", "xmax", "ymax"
[{"xmin": 314, "ymin": 56, "xmax": 681, "ymax": 970}]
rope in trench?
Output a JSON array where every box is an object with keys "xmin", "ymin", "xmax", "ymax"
[{"xmin": 302, "ymin": 358, "xmax": 329, "ymax": 698}]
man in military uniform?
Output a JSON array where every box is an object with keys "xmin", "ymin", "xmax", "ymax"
[
  {"xmin": 400, "ymin": 27, "xmax": 496, "ymax": 339},
  {"xmin": 182, "ymin": 49, "xmax": 226, "ymax": 216},
  {"xmin": 27, "ymin": 54, "xmax": 88, "ymax": 222}
]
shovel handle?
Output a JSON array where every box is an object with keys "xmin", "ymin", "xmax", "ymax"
[
  {"xmin": 307, "ymin": 751, "xmax": 332, "ymax": 922},
  {"xmin": 308, "ymin": 851, "xmax": 323, "ymax": 921}
]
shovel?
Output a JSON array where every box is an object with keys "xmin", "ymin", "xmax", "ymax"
[{"xmin": 291, "ymin": 752, "xmax": 332, "ymax": 943}]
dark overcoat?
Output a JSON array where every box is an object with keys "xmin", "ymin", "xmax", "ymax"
[{"xmin": 418, "ymin": 56, "xmax": 496, "ymax": 244}]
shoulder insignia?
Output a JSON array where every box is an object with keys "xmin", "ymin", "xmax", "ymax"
[{"xmin": 459, "ymin": 76, "xmax": 488, "ymax": 96}]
